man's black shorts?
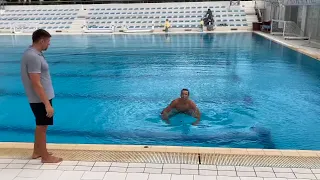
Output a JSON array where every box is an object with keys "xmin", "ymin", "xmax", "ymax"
[{"xmin": 29, "ymin": 99, "xmax": 53, "ymax": 126}]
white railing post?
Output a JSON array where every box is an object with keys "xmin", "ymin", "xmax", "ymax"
[
  {"xmin": 270, "ymin": 19, "xmax": 273, "ymax": 34},
  {"xmin": 283, "ymin": 20, "xmax": 286, "ymax": 37}
]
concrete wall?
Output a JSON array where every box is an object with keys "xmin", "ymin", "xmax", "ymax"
[
  {"xmin": 258, "ymin": 1, "xmax": 319, "ymax": 41},
  {"xmin": 305, "ymin": 6, "xmax": 320, "ymax": 41}
]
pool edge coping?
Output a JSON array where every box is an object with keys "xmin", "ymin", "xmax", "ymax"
[
  {"xmin": 0, "ymin": 30, "xmax": 252, "ymax": 36},
  {"xmin": 0, "ymin": 142, "xmax": 319, "ymax": 158}
]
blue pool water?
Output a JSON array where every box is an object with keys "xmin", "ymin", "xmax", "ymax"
[{"xmin": 0, "ymin": 33, "xmax": 320, "ymax": 150}]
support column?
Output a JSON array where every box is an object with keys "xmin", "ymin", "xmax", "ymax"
[
  {"xmin": 300, "ymin": 5, "xmax": 308, "ymax": 36},
  {"xmin": 279, "ymin": 4, "xmax": 286, "ymax": 20}
]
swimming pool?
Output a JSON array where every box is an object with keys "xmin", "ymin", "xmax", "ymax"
[{"xmin": 0, "ymin": 33, "xmax": 320, "ymax": 150}]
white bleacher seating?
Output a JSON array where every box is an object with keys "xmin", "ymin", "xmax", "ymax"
[
  {"xmin": 0, "ymin": 1, "xmax": 255, "ymax": 33},
  {"xmin": 0, "ymin": 6, "xmax": 79, "ymax": 32},
  {"xmin": 85, "ymin": 2, "xmax": 248, "ymax": 31}
]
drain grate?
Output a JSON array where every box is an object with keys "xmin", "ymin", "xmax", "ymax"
[
  {"xmin": 1, "ymin": 148, "xmax": 320, "ymax": 168},
  {"xmin": 201, "ymin": 154, "xmax": 320, "ymax": 168},
  {"xmin": 0, "ymin": 148, "xmax": 199, "ymax": 164}
]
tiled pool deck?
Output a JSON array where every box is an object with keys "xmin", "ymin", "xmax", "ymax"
[{"xmin": 0, "ymin": 143, "xmax": 320, "ymax": 180}]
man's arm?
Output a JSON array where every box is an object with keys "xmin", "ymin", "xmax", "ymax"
[
  {"xmin": 161, "ymin": 100, "xmax": 176, "ymax": 120},
  {"xmin": 190, "ymin": 101, "xmax": 201, "ymax": 125},
  {"xmin": 29, "ymin": 74, "xmax": 51, "ymax": 106},
  {"xmin": 27, "ymin": 57, "xmax": 54, "ymax": 118}
]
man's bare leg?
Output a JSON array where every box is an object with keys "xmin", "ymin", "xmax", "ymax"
[
  {"xmin": 32, "ymin": 127, "xmax": 53, "ymax": 159},
  {"xmin": 33, "ymin": 126, "xmax": 62, "ymax": 163}
]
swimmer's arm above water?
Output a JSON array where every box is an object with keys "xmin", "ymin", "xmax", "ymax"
[
  {"xmin": 190, "ymin": 101, "xmax": 201, "ymax": 125},
  {"xmin": 161, "ymin": 100, "xmax": 177, "ymax": 121}
]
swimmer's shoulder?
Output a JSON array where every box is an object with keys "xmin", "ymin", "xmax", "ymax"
[
  {"xmin": 170, "ymin": 98, "xmax": 180, "ymax": 106},
  {"xmin": 188, "ymin": 99, "xmax": 197, "ymax": 107},
  {"xmin": 172, "ymin": 98, "xmax": 180, "ymax": 103}
]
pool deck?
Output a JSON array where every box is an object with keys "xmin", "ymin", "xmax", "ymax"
[
  {"xmin": 1, "ymin": 143, "xmax": 320, "ymax": 180},
  {"xmin": 254, "ymin": 31, "xmax": 320, "ymax": 61}
]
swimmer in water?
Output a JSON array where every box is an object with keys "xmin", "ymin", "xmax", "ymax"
[{"xmin": 161, "ymin": 89, "xmax": 201, "ymax": 125}]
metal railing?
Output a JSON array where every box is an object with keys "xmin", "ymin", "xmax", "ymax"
[
  {"xmin": 256, "ymin": 8, "xmax": 262, "ymax": 22},
  {"xmin": 253, "ymin": 0, "xmax": 262, "ymax": 22},
  {"xmin": 2, "ymin": 0, "xmax": 254, "ymax": 5},
  {"xmin": 256, "ymin": 0, "xmax": 320, "ymax": 5}
]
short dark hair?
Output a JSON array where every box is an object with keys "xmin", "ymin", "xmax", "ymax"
[
  {"xmin": 181, "ymin": 88, "xmax": 189, "ymax": 95},
  {"xmin": 32, "ymin": 29, "xmax": 51, "ymax": 43}
]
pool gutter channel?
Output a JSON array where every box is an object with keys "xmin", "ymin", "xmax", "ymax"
[{"xmin": 1, "ymin": 143, "xmax": 320, "ymax": 168}]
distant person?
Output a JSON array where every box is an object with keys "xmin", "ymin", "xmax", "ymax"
[
  {"xmin": 206, "ymin": 9, "xmax": 213, "ymax": 20},
  {"xmin": 161, "ymin": 89, "xmax": 201, "ymax": 125},
  {"xmin": 200, "ymin": 19, "xmax": 204, "ymax": 31},
  {"xmin": 164, "ymin": 19, "xmax": 170, "ymax": 32},
  {"xmin": 20, "ymin": 29, "xmax": 63, "ymax": 163},
  {"xmin": 204, "ymin": 9, "xmax": 214, "ymax": 26}
]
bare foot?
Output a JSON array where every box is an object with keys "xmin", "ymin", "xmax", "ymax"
[
  {"xmin": 32, "ymin": 152, "xmax": 53, "ymax": 159},
  {"xmin": 41, "ymin": 155, "xmax": 63, "ymax": 163}
]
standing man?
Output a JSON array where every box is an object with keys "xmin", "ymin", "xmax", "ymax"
[
  {"xmin": 164, "ymin": 19, "xmax": 171, "ymax": 32},
  {"xmin": 21, "ymin": 29, "xmax": 62, "ymax": 163},
  {"xmin": 200, "ymin": 18, "xmax": 204, "ymax": 32}
]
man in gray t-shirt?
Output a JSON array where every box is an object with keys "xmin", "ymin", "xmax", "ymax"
[
  {"xmin": 20, "ymin": 29, "xmax": 62, "ymax": 163},
  {"xmin": 21, "ymin": 47, "xmax": 54, "ymax": 103}
]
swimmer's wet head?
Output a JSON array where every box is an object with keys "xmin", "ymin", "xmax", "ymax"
[{"xmin": 180, "ymin": 88, "xmax": 189, "ymax": 100}]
